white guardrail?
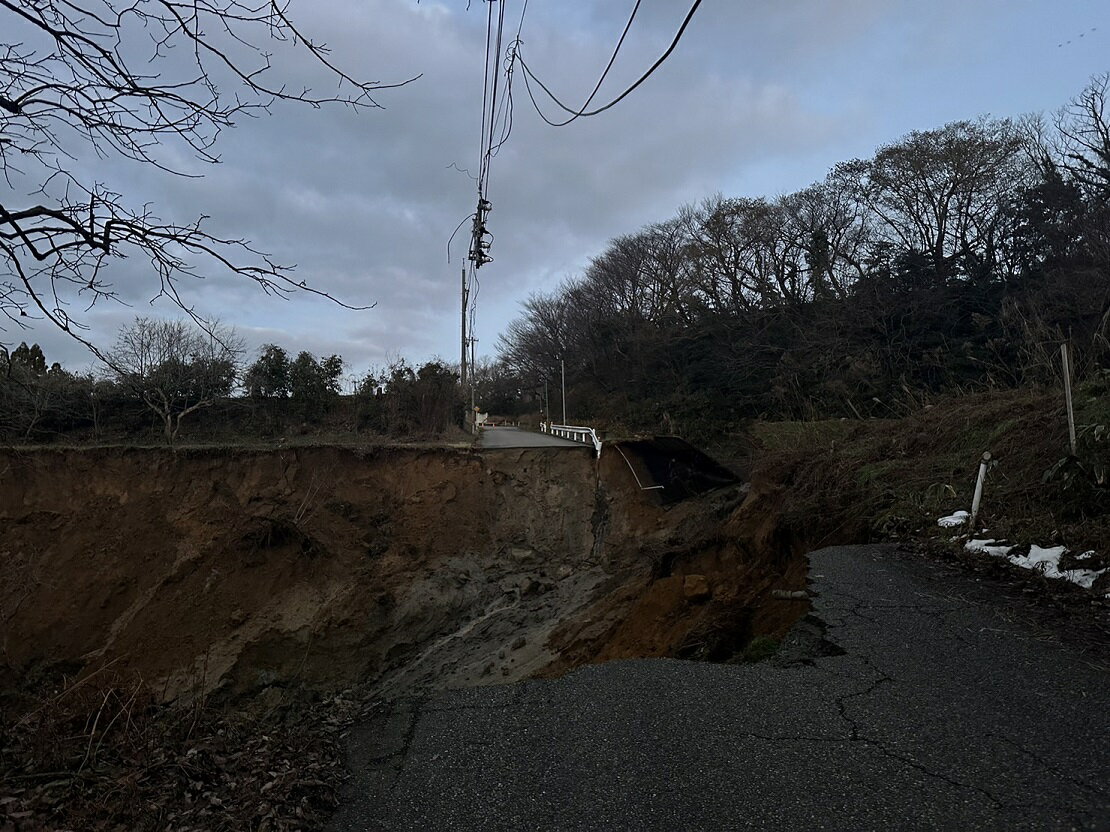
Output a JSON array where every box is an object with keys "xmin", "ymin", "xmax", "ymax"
[{"xmin": 541, "ymin": 422, "xmax": 602, "ymax": 456}]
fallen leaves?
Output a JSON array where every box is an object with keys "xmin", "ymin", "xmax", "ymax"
[{"xmin": 2, "ymin": 675, "xmax": 373, "ymax": 831}]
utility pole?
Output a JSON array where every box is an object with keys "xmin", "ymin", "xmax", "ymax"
[
  {"xmin": 463, "ymin": 197, "xmax": 490, "ymax": 419},
  {"xmin": 470, "ymin": 335, "xmax": 477, "ymax": 417},
  {"xmin": 460, "ymin": 267, "xmax": 468, "ymax": 388}
]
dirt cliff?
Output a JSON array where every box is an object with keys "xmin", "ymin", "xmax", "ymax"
[{"xmin": 0, "ymin": 443, "xmax": 808, "ymax": 702}]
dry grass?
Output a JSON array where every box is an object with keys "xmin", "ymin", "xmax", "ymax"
[{"xmin": 743, "ymin": 386, "xmax": 1110, "ymax": 557}]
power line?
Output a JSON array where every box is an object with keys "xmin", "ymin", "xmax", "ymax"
[
  {"xmin": 458, "ymin": 0, "xmax": 704, "ymax": 390},
  {"xmin": 484, "ymin": 0, "xmax": 507, "ymax": 191},
  {"xmin": 495, "ymin": 0, "xmax": 528, "ymax": 155},
  {"xmin": 468, "ymin": 0, "xmax": 508, "ymax": 274},
  {"xmin": 447, "ymin": 211, "xmax": 476, "ymax": 263},
  {"xmin": 522, "ymin": 0, "xmax": 643, "ymax": 128},
  {"xmin": 512, "ymin": 0, "xmax": 529, "ymax": 54},
  {"xmin": 464, "ymin": 0, "xmax": 514, "ymax": 386},
  {"xmin": 477, "ymin": 0, "xmax": 508, "ymax": 199},
  {"xmin": 488, "ymin": 38, "xmax": 518, "ymax": 157},
  {"xmin": 517, "ymin": 0, "xmax": 704, "ymax": 124},
  {"xmin": 476, "ymin": 0, "xmax": 495, "ymax": 194}
]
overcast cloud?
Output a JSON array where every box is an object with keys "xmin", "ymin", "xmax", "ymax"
[{"xmin": 9, "ymin": 0, "xmax": 1108, "ymax": 379}]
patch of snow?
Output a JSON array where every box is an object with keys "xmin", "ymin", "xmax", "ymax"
[
  {"xmin": 965, "ymin": 539, "xmax": 1014, "ymax": 557},
  {"xmin": 966, "ymin": 540, "xmax": 1107, "ymax": 590},
  {"xmin": 1009, "ymin": 544, "xmax": 1067, "ymax": 575},
  {"xmin": 1015, "ymin": 545, "xmax": 1106, "ymax": 589},
  {"xmin": 937, "ymin": 510, "xmax": 969, "ymax": 528}
]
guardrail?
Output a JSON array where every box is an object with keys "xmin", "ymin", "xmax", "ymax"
[
  {"xmin": 541, "ymin": 422, "xmax": 602, "ymax": 456},
  {"xmin": 480, "ymin": 419, "xmax": 519, "ymax": 428}
]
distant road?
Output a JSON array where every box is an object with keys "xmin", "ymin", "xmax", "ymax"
[
  {"xmin": 476, "ymin": 426, "xmax": 585, "ymax": 450},
  {"xmin": 329, "ymin": 545, "xmax": 1109, "ymax": 831}
]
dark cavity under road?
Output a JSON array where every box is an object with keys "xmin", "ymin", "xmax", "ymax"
[{"xmin": 329, "ymin": 545, "xmax": 1109, "ymax": 831}]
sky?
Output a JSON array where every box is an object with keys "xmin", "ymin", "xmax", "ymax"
[{"xmin": 8, "ymin": 0, "xmax": 1109, "ymax": 382}]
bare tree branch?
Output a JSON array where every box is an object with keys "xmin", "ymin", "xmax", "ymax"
[{"xmin": 1, "ymin": 0, "xmax": 409, "ymax": 345}]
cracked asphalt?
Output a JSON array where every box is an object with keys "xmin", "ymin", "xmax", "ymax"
[{"xmin": 328, "ymin": 545, "xmax": 1109, "ymax": 831}]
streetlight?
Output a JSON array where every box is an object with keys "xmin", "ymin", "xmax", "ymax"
[{"xmin": 560, "ymin": 357, "xmax": 567, "ymax": 425}]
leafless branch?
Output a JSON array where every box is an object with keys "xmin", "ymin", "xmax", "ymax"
[{"xmin": 1, "ymin": 0, "xmax": 406, "ymax": 345}]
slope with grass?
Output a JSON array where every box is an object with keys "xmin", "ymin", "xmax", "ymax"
[{"xmin": 724, "ymin": 386, "xmax": 1110, "ymax": 599}]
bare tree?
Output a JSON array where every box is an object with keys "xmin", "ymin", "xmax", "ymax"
[
  {"xmin": 0, "ymin": 0, "xmax": 414, "ymax": 348},
  {"xmin": 781, "ymin": 178, "xmax": 872, "ymax": 300},
  {"xmin": 109, "ymin": 316, "xmax": 242, "ymax": 443},
  {"xmin": 682, "ymin": 197, "xmax": 773, "ymax": 314},
  {"xmin": 497, "ymin": 291, "xmax": 569, "ymax": 385},
  {"xmin": 840, "ymin": 119, "xmax": 1028, "ymax": 282},
  {"xmin": 1055, "ymin": 74, "xmax": 1110, "ymax": 199}
]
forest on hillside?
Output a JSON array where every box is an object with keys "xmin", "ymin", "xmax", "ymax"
[
  {"xmin": 0, "ymin": 327, "xmax": 461, "ymax": 444},
  {"xmin": 5, "ymin": 76, "xmax": 1109, "ymax": 445},
  {"xmin": 497, "ymin": 76, "xmax": 1110, "ymax": 433}
]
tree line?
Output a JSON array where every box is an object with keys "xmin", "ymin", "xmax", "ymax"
[
  {"xmin": 0, "ymin": 319, "xmax": 462, "ymax": 444},
  {"xmin": 497, "ymin": 76, "xmax": 1110, "ymax": 433}
]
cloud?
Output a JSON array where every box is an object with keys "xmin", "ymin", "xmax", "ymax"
[{"xmin": 7, "ymin": 0, "xmax": 1107, "ymax": 374}]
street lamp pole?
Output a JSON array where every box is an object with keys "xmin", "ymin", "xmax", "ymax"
[{"xmin": 561, "ymin": 358, "xmax": 567, "ymax": 425}]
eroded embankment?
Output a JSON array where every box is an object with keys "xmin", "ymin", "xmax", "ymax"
[{"xmin": 0, "ymin": 443, "xmax": 812, "ymax": 703}]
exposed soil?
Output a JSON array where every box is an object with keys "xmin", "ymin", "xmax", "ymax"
[
  {"xmin": 3, "ymin": 422, "xmax": 1105, "ymax": 830},
  {"xmin": 0, "ymin": 440, "xmax": 828, "ymax": 829},
  {"xmin": 0, "ymin": 442, "xmax": 813, "ymax": 708}
]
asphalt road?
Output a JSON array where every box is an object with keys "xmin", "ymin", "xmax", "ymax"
[
  {"xmin": 477, "ymin": 426, "xmax": 586, "ymax": 450},
  {"xmin": 329, "ymin": 545, "xmax": 1109, "ymax": 831}
]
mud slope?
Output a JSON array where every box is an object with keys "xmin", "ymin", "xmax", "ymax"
[{"xmin": 0, "ymin": 445, "xmax": 809, "ymax": 701}]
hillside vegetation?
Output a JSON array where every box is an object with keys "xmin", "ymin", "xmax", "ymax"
[
  {"xmin": 730, "ymin": 387, "xmax": 1109, "ymax": 562},
  {"xmin": 496, "ymin": 76, "xmax": 1110, "ymax": 434}
]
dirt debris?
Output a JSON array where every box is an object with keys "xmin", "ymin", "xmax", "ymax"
[
  {"xmin": 0, "ymin": 444, "xmax": 811, "ymax": 702},
  {"xmin": 1, "ymin": 441, "xmax": 822, "ymax": 830},
  {"xmin": 0, "ymin": 666, "xmax": 363, "ymax": 831}
]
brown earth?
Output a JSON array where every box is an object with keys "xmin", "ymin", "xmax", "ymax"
[
  {"xmin": 5, "ymin": 408, "xmax": 1107, "ymax": 832},
  {"xmin": 0, "ymin": 443, "xmax": 813, "ymax": 706}
]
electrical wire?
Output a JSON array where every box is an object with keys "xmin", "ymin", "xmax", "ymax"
[
  {"xmin": 488, "ymin": 41, "xmax": 517, "ymax": 157},
  {"xmin": 491, "ymin": 0, "xmax": 529, "ymax": 157},
  {"xmin": 486, "ymin": 0, "xmax": 530, "ymax": 159},
  {"xmin": 461, "ymin": 0, "xmax": 549, "ymax": 378},
  {"xmin": 479, "ymin": 0, "xmax": 508, "ymax": 197},
  {"xmin": 447, "ymin": 212, "xmax": 476, "ymax": 263},
  {"xmin": 517, "ymin": 0, "xmax": 703, "ymax": 124},
  {"xmin": 462, "ymin": 0, "xmax": 518, "ymax": 383},
  {"xmin": 523, "ymin": 0, "xmax": 642, "ymax": 128},
  {"xmin": 458, "ymin": 0, "xmax": 703, "ymax": 386},
  {"xmin": 469, "ymin": 0, "xmax": 510, "ymax": 269},
  {"xmin": 477, "ymin": 0, "xmax": 495, "ymax": 195}
]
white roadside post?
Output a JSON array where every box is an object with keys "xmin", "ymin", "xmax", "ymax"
[
  {"xmin": 1061, "ymin": 343, "xmax": 1077, "ymax": 457},
  {"xmin": 968, "ymin": 451, "xmax": 992, "ymax": 531}
]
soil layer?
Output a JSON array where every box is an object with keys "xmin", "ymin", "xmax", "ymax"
[{"xmin": 0, "ymin": 443, "xmax": 809, "ymax": 702}]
